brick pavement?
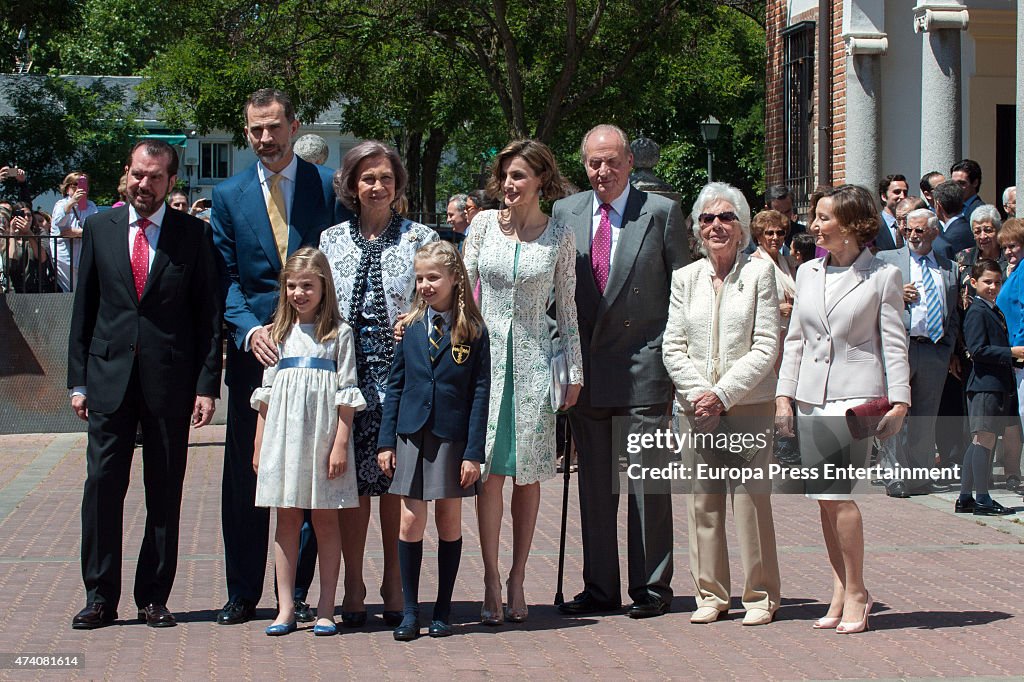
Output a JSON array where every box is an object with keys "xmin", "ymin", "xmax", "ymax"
[{"xmin": 0, "ymin": 427, "xmax": 1022, "ymax": 681}]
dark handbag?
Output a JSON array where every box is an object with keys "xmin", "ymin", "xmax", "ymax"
[{"xmin": 845, "ymin": 398, "xmax": 893, "ymax": 440}]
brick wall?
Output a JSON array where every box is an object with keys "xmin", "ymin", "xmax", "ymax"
[
  {"xmin": 764, "ymin": 0, "xmax": 786, "ymax": 191},
  {"xmin": 830, "ymin": 0, "xmax": 846, "ymax": 185},
  {"xmin": 764, "ymin": 1, "xmax": 848, "ymax": 193}
]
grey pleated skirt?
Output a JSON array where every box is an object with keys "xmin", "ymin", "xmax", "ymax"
[{"xmin": 392, "ymin": 428, "xmax": 480, "ymax": 500}]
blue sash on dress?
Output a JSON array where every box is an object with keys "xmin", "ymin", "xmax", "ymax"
[{"xmin": 277, "ymin": 356, "xmax": 337, "ymax": 372}]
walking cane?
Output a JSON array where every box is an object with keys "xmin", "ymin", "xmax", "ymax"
[{"xmin": 554, "ymin": 414, "xmax": 572, "ymax": 606}]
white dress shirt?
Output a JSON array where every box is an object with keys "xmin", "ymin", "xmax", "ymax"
[
  {"xmin": 591, "ymin": 185, "xmax": 630, "ymax": 264},
  {"xmin": 256, "ymin": 153, "xmax": 297, "ymax": 226},
  {"xmin": 908, "ymin": 250, "xmax": 945, "ymax": 339}
]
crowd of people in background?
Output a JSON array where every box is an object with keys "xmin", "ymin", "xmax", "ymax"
[{"xmin": 6, "ymin": 85, "xmax": 1019, "ymax": 640}]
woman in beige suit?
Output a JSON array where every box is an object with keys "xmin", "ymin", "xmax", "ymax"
[
  {"xmin": 663, "ymin": 182, "xmax": 782, "ymax": 626},
  {"xmin": 775, "ymin": 184, "xmax": 910, "ymax": 634}
]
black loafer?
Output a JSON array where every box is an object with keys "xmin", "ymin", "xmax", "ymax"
[
  {"xmin": 974, "ymin": 500, "xmax": 1015, "ymax": 516},
  {"xmin": 1006, "ymin": 475, "xmax": 1021, "ymax": 492},
  {"xmin": 428, "ymin": 620, "xmax": 452, "ymax": 637},
  {"xmin": 627, "ymin": 598, "xmax": 670, "ymax": 619},
  {"xmin": 393, "ymin": 615, "xmax": 419, "ymax": 641},
  {"xmin": 340, "ymin": 610, "xmax": 367, "ymax": 628},
  {"xmin": 137, "ymin": 603, "xmax": 176, "ymax": 628},
  {"xmin": 72, "ymin": 602, "xmax": 117, "ymax": 630},
  {"xmin": 293, "ymin": 600, "xmax": 315, "ymax": 623},
  {"xmin": 216, "ymin": 598, "xmax": 256, "ymax": 625},
  {"xmin": 885, "ymin": 481, "xmax": 909, "ymax": 498},
  {"xmin": 557, "ymin": 591, "xmax": 621, "ymax": 616},
  {"xmin": 954, "ymin": 497, "xmax": 975, "ymax": 513}
]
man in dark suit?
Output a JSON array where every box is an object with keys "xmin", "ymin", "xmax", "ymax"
[
  {"xmin": 552, "ymin": 124, "xmax": 689, "ymax": 619},
  {"xmin": 875, "ymin": 174, "xmax": 909, "ymax": 251},
  {"xmin": 68, "ymin": 140, "xmax": 222, "ymax": 629},
  {"xmin": 931, "ymin": 180, "xmax": 973, "ymax": 260},
  {"xmin": 876, "ymin": 209, "xmax": 959, "ymax": 497},
  {"xmin": 951, "ymin": 158, "xmax": 984, "ymax": 221},
  {"xmin": 212, "ymin": 88, "xmax": 351, "ymax": 625}
]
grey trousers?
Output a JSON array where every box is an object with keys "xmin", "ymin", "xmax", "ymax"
[{"xmin": 569, "ymin": 402, "xmax": 674, "ymax": 605}]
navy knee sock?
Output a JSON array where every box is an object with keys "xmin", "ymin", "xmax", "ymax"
[
  {"xmin": 960, "ymin": 443, "xmax": 992, "ymax": 500},
  {"xmin": 433, "ymin": 537, "xmax": 463, "ymax": 624},
  {"xmin": 398, "ymin": 539, "xmax": 423, "ymax": 624}
]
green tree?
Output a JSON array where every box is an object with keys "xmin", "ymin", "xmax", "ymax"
[{"xmin": 0, "ymin": 75, "xmax": 146, "ymax": 201}]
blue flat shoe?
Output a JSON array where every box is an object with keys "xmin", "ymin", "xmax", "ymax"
[
  {"xmin": 393, "ymin": 613, "xmax": 420, "ymax": 642},
  {"xmin": 312, "ymin": 621, "xmax": 338, "ymax": 636},
  {"xmin": 265, "ymin": 621, "xmax": 297, "ymax": 636}
]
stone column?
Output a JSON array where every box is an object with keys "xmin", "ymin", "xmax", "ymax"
[
  {"xmin": 914, "ymin": 2, "xmax": 969, "ymax": 176},
  {"xmin": 841, "ymin": 0, "xmax": 887, "ymax": 188}
]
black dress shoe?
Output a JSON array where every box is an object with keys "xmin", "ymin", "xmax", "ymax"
[
  {"xmin": 557, "ymin": 591, "xmax": 621, "ymax": 616},
  {"xmin": 973, "ymin": 500, "xmax": 1015, "ymax": 516},
  {"xmin": 955, "ymin": 497, "xmax": 975, "ymax": 513},
  {"xmin": 293, "ymin": 600, "xmax": 315, "ymax": 623},
  {"xmin": 72, "ymin": 602, "xmax": 117, "ymax": 630},
  {"xmin": 428, "ymin": 620, "xmax": 452, "ymax": 637},
  {"xmin": 340, "ymin": 610, "xmax": 367, "ymax": 628},
  {"xmin": 216, "ymin": 598, "xmax": 256, "ymax": 625},
  {"xmin": 137, "ymin": 603, "xmax": 176, "ymax": 628},
  {"xmin": 627, "ymin": 598, "xmax": 670, "ymax": 619},
  {"xmin": 885, "ymin": 481, "xmax": 909, "ymax": 498},
  {"xmin": 393, "ymin": 614, "xmax": 419, "ymax": 641}
]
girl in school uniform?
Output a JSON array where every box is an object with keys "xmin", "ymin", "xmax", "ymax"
[
  {"xmin": 377, "ymin": 240, "xmax": 490, "ymax": 640},
  {"xmin": 252, "ymin": 247, "xmax": 366, "ymax": 636}
]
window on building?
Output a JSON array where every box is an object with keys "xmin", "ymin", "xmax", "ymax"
[
  {"xmin": 783, "ymin": 21, "xmax": 815, "ymax": 206},
  {"xmin": 200, "ymin": 142, "xmax": 231, "ymax": 181}
]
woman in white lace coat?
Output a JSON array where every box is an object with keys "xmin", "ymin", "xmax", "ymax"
[
  {"xmin": 662, "ymin": 182, "xmax": 782, "ymax": 626},
  {"xmin": 463, "ymin": 139, "xmax": 583, "ymax": 624}
]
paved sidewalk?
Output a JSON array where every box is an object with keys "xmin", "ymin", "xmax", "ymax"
[{"xmin": 0, "ymin": 427, "xmax": 1022, "ymax": 681}]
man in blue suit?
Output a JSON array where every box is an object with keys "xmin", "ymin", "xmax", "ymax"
[{"xmin": 211, "ymin": 88, "xmax": 351, "ymax": 625}]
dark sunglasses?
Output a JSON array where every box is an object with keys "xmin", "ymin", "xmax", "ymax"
[
  {"xmin": 698, "ymin": 211, "xmax": 738, "ymax": 225},
  {"xmin": 762, "ymin": 229, "xmax": 787, "ymax": 237}
]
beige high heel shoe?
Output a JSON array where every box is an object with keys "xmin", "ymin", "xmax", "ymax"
[
  {"xmin": 836, "ymin": 594, "xmax": 873, "ymax": 634},
  {"xmin": 504, "ymin": 578, "xmax": 528, "ymax": 623},
  {"xmin": 480, "ymin": 583, "xmax": 504, "ymax": 626}
]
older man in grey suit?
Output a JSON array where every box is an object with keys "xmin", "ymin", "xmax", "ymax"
[
  {"xmin": 877, "ymin": 209, "xmax": 960, "ymax": 497},
  {"xmin": 552, "ymin": 124, "xmax": 689, "ymax": 618}
]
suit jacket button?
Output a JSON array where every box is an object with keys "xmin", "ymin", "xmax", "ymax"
[
  {"xmin": 816, "ymin": 334, "xmax": 822, "ymax": 341},
  {"xmin": 129, "ymin": 344, "xmax": 135, "ymax": 352},
  {"xmin": 633, "ymin": 287, "xmax": 640, "ymax": 294},
  {"xmin": 623, "ymin": 320, "xmax": 631, "ymax": 327}
]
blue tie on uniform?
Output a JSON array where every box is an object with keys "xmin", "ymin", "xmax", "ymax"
[
  {"xmin": 919, "ymin": 256, "xmax": 944, "ymax": 343},
  {"xmin": 429, "ymin": 314, "xmax": 445, "ymax": 360}
]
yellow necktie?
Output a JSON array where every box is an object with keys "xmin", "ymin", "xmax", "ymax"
[{"xmin": 267, "ymin": 173, "xmax": 288, "ymax": 265}]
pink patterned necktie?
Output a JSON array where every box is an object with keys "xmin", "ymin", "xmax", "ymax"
[
  {"xmin": 592, "ymin": 203, "xmax": 612, "ymax": 293},
  {"xmin": 132, "ymin": 217, "xmax": 151, "ymax": 300}
]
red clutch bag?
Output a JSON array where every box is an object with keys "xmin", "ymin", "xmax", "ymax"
[{"xmin": 845, "ymin": 398, "xmax": 894, "ymax": 440}]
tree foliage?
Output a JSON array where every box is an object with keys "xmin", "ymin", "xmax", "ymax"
[
  {"xmin": 0, "ymin": 76, "xmax": 146, "ymax": 201},
  {"xmin": 7, "ymin": 0, "xmax": 767, "ymax": 211}
]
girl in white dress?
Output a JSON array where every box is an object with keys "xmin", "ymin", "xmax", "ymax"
[{"xmin": 252, "ymin": 248, "xmax": 366, "ymax": 636}]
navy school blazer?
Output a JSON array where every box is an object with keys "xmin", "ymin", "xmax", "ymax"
[
  {"xmin": 963, "ymin": 296, "xmax": 1017, "ymax": 395},
  {"xmin": 377, "ymin": 317, "xmax": 490, "ymax": 462}
]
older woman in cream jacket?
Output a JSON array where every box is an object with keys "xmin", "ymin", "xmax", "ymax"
[{"xmin": 663, "ymin": 182, "xmax": 782, "ymax": 627}]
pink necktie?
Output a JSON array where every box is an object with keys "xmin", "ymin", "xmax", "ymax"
[
  {"xmin": 132, "ymin": 217, "xmax": 151, "ymax": 300},
  {"xmin": 592, "ymin": 203, "xmax": 612, "ymax": 293}
]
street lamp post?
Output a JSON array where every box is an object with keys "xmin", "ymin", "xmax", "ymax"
[{"xmin": 700, "ymin": 116, "xmax": 721, "ymax": 182}]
